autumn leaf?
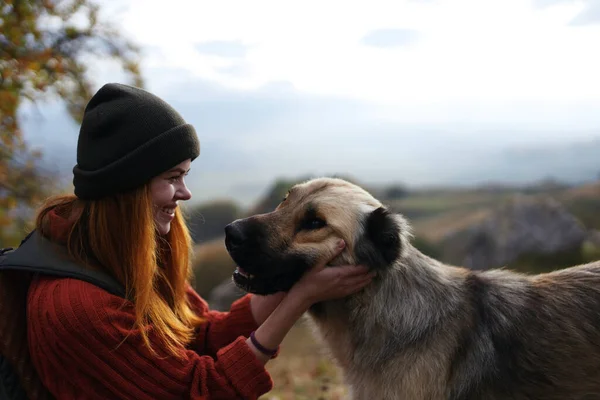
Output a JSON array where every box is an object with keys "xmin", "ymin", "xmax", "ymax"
[{"xmin": 0, "ymin": 0, "xmax": 144, "ymax": 247}]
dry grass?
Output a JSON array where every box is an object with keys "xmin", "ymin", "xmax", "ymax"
[
  {"xmin": 557, "ymin": 182, "xmax": 600, "ymax": 202},
  {"xmin": 260, "ymin": 320, "xmax": 348, "ymax": 400},
  {"xmin": 556, "ymin": 182, "xmax": 600, "ymax": 230},
  {"xmin": 411, "ymin": 208, "xmax": 492, "ymax": 243}
]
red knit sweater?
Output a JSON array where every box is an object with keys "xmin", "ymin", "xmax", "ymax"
[{"xmin": 26, "ymin": 211, "xmax": 273, "ymax": 400}]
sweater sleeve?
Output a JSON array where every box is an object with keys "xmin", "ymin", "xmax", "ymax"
[
  {"xmin": 186, "ymin": 286, "xmax": 260, "ymax": 357},
  {"xmin": 27, "ymin": 277, "xmax": 273, "ymax": 400}
]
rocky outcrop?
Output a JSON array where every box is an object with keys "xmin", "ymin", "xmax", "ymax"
[
  {"xmin": 441, "ymin": 195, "xmax": 589, "ymax": 270},
  {"xmin": 587, "ymin": 230, "xmax": 600, "ymax": 247}
]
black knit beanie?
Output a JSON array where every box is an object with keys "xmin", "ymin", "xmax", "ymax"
[{"xmin": 72, "ymin": 83, "xmax": 200, "ymax": 199}]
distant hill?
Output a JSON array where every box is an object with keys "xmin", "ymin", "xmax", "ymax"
[
  {"xmin": 22, "ymin": 105, "xmax": 600, "ymax": 207},
  {"xmin": 409, "ymin": 181, "xmax": 600, "ymax": 243},
  {"xmin": 187, "ymin": 171, "xmax": 600, "ymax": 247},
  {"xmin": 452, "ymin": 137, "xmax": 600, "ymax": 186}
]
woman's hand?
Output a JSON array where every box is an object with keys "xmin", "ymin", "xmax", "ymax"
[
  {"xmin": 287, "ymin": 239, "xmax": 375, "ymax": 309},
  {"xmin": 250, "ymin": 292, "xmax": 286, "ymax": 325},
  {"xmin": 250, "ymin": 239, "xmax": 372, "ymax": 324},
  {"xmin": 246, "ymin": 239, "xmax": 375, "ymax": 365}
]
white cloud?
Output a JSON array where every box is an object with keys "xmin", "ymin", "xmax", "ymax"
[
  {"xmin": 195, "ymin": 40, "xmax": 248, "ymax": 58},
  {"xmin": 570, "ymin": 2, "xmax": 600, "ymax": 25},
  {"xmin": 30, "ymin": 0, "xmax": 599, "ymax": 206},
  {"xmin": 110, "ymin": 0, "xmax": 600, "ymax": 110},
  {"xmin": 361, "ymin": 29, "xmax": 421, "ymax": 48}
]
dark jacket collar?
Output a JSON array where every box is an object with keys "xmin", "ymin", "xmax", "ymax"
[{"xmin": 0, "ymin": 231, "xmax": 125, "ymax": 298}]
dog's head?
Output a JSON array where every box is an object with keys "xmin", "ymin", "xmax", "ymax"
[{"xmin": 224, "ymin": 177, "xmax": 410, "ymax": 295}]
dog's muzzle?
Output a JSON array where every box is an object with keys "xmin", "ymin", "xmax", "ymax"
[
  {"xmin": 224, "ymin": 219, "xmax": 274, "ymax": 294},
  {"xmin": 224, "ymin": 218, "xmax": 309, "ymax": 295}
]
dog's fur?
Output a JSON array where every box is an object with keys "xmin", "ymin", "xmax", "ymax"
[{"xmin": 225, "ymin": 177, "xmax": 600, "ymax": 400}]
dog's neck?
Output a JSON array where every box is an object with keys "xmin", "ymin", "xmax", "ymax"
[
  {"xmin": 307, "ymin": 243, "xmax": 466, "ymax": 370},
  {"xmin": 355, "ymin": 244, "xmax": 464, "ymax": 336}
]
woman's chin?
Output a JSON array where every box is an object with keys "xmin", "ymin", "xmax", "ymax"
[{"xmin": 156, "ymin": 222, "xmax": 171, "ymax": 236}]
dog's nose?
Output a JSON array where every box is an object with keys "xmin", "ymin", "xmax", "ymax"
[{"xmin": 225, "ymin": 222, "xmax": 246, "ymax": 247}]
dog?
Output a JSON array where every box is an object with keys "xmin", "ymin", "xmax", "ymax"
[{"xmin": 224, "ymin": 177, "xmax": 600, "ymax": 400}]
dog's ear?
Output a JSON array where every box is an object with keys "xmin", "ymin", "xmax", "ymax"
[{"xmin": 355, "ymin": 206, "xmax": 401, "ymax": 269}]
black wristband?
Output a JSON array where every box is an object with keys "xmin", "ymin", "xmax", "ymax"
[{"xmin": 250, "ymin": 331, "xmax": 279, "ymax": 357}]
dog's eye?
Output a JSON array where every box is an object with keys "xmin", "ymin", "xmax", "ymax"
[{"xmin": 302, "ymin": 217, "xmax": 327, "ymax": 230}]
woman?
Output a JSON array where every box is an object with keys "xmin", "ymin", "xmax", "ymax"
[{"xmin": 26, "ymin": 83, "xmax": 374, "ymax": 399}]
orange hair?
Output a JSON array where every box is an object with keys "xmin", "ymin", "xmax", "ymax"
[{"xmin": 35, "ymin": 185, "xmax": 204, "ymax": 359}]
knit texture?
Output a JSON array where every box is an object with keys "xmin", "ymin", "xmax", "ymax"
[
  {"xmin": 27, "ymin": 279, "xmax": 272, "ymax": 400},
  {"xmin": 25, "ymin": 209, "xmax": 272, "ymax": 399},
  {"xmin": 73, "ymin": 83, "xmax": 200, "ymax": 199}
]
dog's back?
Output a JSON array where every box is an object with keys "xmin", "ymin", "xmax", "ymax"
[
  {"xmin": 310, "ymin": 257, "xmax": 600, "ymax": 400},
  {"xmin": 448, "ymin": 261, "xmax": 600, "ymax": 400}
]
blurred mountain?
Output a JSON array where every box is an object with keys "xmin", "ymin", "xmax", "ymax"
[
  {"xmin": 22, "ymin": 103, "xmax": 599, "ymax": 206},
  {"xmin": 457, "ymin": 137, "xmax": 600, "ymax": 185}
]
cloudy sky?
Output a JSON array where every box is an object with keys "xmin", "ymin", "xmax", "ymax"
[{"xmin": 22, "ymin": 0, "xmax": 600, "ymax": 207}]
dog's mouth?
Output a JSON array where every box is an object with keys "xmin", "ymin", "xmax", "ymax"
[
  {"xmin": 232, "ymin": 267, "xmax": 260, "ymax": 292},
  {"xmin": 232, "ymin": 267, "xmax": 254, "ymax": 286},
  {"xmin": 232, "ymin": 265, "xmax": 302, "ymax": 295}
]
